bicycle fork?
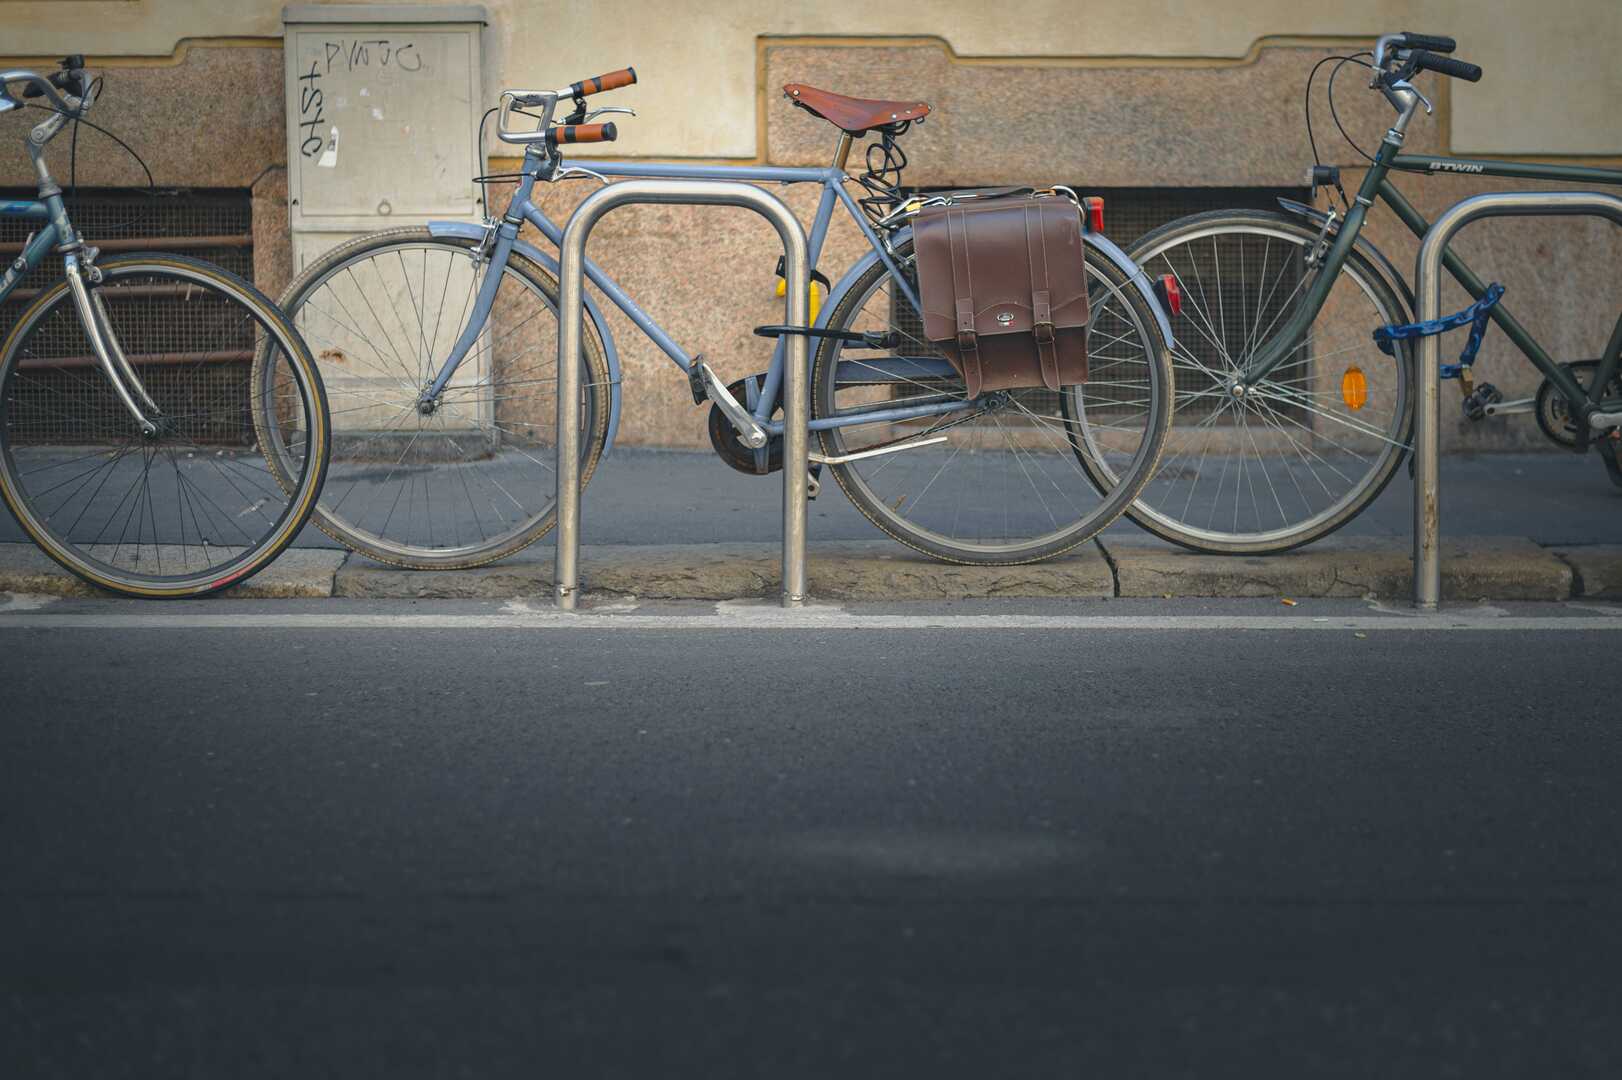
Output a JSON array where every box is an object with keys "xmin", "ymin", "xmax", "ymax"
[{"xmin": 63, "ymin": 253, "xmax": 162, "ymax": 438}]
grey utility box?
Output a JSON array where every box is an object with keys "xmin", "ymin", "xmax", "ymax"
[{"xmin": 282, "ymin": 4, "xmax": 488, "ymax": 268}]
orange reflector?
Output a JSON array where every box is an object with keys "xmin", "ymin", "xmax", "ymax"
[{"xmin": 1341, "ymin": 365, "xmax": 1368, "ymax": 411}]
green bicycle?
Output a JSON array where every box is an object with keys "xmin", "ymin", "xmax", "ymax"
[{"xmin": 1118, "ymin": 31, "xmax": 1622, "ymax": 554}]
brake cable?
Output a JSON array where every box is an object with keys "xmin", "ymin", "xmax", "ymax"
[
  {"xmin": 20, "ymin": 73, "xmax": 160, "ymax": 233},
  {"xmin": 1303, "ymin": 51, "xmax": 1377, "ymax": 210}
]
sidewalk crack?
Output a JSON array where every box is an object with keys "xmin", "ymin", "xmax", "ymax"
[
  {"xmin": 1547, "ymin": 547, "xmax": 1585, "ymax": 598},
  {"xmin": 1094, "ymin": 537, "xmax": 1120, "ymax": 597}
]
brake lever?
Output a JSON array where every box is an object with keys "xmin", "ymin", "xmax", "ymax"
[
  {"xmin": 578, "ymin": 105, "xmax": 635, "ymax": 123},
  {"xmin": 1382, "ymin": 77, "xmax": 1433, "ymax": 115},
  {"xmin": 552, "ymin": 165, "xmax": 610, "ymax": 186}
]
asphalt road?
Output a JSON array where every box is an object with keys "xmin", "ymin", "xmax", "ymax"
[{"xmin": 3, "ymin": 595, "xmax": 1620, "ymax": 1077}]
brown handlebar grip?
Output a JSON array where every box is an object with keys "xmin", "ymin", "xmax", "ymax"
[
  {"xmin": 570, "ymin": 67, "xmax": 637, "ymax": 98},
  {"xmin": 547, "ymin": 122, "xmax": 618, "ymax": 145}
]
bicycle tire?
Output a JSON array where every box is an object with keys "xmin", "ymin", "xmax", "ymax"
[
  {"xmin": 260, "ymin": 227, "xmax": 610, "ymax": 570},
  {"xmin": 812, "ymin": 237, "xmax": 1173, "ymax": 565},
  {"xmin": 0, "ymin": 254, "xmax": 330, "ymax": 597},
  {"xmin": 1118, "ymin": 209, "xmax": 1415, "ymax": 554}
]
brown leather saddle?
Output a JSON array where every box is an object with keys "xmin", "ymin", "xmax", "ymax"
[{"xmin": 782, "ymin": 83, "xmax": 930, "ymax": 134}]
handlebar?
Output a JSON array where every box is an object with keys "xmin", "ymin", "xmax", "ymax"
[
  {"xmin": 567, "ymin": 68, "xmax": 636, "ymax": 100},
  {"xmin": 496, "ymin": 65, "xmax": 636, "ymax": 147},
  {"xmin": 1410, "ymin": 50, "xmax": 1483, "ymax": 83},
  {"xmin": 1394, "ymin": 32, "xmax": 1456, "ymax": 54},
  {"xmin": 547, "ymin": 122, "xmax": 618, "ymax": 146},
  {"xmin": 2, "ymin": 56, "xmax": 95, "ymax": 151},
  {"xmin": 1, "ymin": 64, "xmax": 88, "ymax": 118}
]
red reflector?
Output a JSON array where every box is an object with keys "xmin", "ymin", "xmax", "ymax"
[
  {"xmin": 1081, "ymin": 196, "xmax": 1104, "ymax": 233},
  {"xmin": 1159, "ymin": 274, "xmax": 1182, "ymax": 317}
]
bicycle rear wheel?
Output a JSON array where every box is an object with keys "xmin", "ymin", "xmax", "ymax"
[
  {"xmin": 811, "ymin": 238, "xmax": 1172, "ymax": 564},
  {"xmin": 1120, "ymin": 210, "xmax": 1414, "ymax": 554},
  {"xmin": 0, "ymin": 254, "xmax": 329, "ymax": 597},
  {"xmin": 264, "ymin": 228, "xmax": 610, "ymax": 569}
]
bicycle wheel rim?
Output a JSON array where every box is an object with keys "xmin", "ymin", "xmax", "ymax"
[
  {"xmin": 0, "ymin": 257, "xmax": 326, "ymax": 595},
  {"xmin": 1125, "ymin": 216, "xmax": 1412, "ymax": 551},
  {"xmin": 816, "ymin": 242, "xmax": 1170, "ymax": 562},
  {"xmin": 271, "ymin": 235, "xmax": 605, "ymax": 566}
]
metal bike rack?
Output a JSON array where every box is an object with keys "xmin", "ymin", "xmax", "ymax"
[
  {"xmin": 1412, "ymin": 190, "xmax": 1622, "ymax": 610},
  {"xmin": 554, "ymin": 179, "xmax": 811, "ymax": 611}
]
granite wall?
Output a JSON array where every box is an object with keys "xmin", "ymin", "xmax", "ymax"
[{"xmin": 1, "ymin": 38, "xmax": 1615, "ymax": 451}]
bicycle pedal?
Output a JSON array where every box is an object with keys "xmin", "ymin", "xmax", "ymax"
[{"xmin": 1461, "ymin": 382, "xmax": 1503, "ymax": 421}]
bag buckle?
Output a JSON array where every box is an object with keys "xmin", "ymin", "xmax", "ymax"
[
  {"xmin": 955, "ymin": 297, "xmax": 977, "ymax": 352},
  {"xmin": 1032, "ymin": 290, "xmax": 1054, "ymax": 343}
]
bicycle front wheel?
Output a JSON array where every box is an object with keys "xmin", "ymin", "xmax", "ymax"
[
  {"xmin": 812, "ymin": 238, "xmax": 1172, "ymax": 564},
  {"xmin": 265, "ymin": 228, "xmax": 610, "ymax": 569},
  {"xmin": 1120, "ymin": 210, "xmax": 1414, "ymax": 554},
  {"xmin": 0, "ymin": 254, "xmax": 329, "ymax": 597}
]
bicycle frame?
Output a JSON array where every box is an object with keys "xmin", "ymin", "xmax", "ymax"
[
  {"xmin": 418, "ymin": 144, "xmax": 1175, "ymax": 445},
  {"xmin": 1, "ymin": 193, "xmax": 163, "ymax": 434},
  {"xmin": 1241, "ymin": 139, "xmax": 1622, "ymax": 418},
  {"xmin": 0, "ymin": 198, "xmax": 61, "ymax": 304}
]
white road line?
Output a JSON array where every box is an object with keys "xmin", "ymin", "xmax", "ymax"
[{"xmin": 0, "ymin": 608, "xmax": 1619, "ymax": 632}]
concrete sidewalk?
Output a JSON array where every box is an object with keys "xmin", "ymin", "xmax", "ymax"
[{"xmin": 1, "ymin": 449, "xmax": 1616, "ymax": 601}]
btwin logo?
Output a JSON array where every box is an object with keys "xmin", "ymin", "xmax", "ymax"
[{"xmin": 1428, "ymin": 161, "xmax": 1486, "ymax": 174}]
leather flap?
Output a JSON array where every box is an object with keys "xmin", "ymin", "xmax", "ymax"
[{"xmin": 914, "ymin": 197, "xmax": 1088, "ymax": 345}]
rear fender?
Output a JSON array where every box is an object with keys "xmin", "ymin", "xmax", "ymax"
[{"xmin": 427, "ymin": 220, "xmax": 625, "ymax": 454}]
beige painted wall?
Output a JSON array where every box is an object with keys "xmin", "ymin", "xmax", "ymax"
[{"xmin": 2, "ymin": 0, "xmax": 1618, "ymax": 158}]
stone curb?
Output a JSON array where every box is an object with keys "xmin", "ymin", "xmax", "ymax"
[
  {"xmin": 0, "ymin": 538, "xmax": 1598, "ymax": 603},
  {"xmin": 0, "ymin": 545, "xmax": 346, "ymax": 599},
  {"xmin": 332, "ymin": 541, "xmax": 1116, "ymax": 601},
  {"xmin": 1103, "ymin": 536, "xmax": 1574, "ymax": 602}
]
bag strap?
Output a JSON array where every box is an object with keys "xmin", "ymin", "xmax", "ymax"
[
  {"xmin": 946, "ymin": 207, "xmax": 983, "ymax": 399},
  {"xmin": 1024, "ymin": 201, "xmax": 1061, "ymax": 392}
]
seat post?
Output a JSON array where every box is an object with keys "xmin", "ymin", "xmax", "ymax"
[{"xmin": 831, "ymin": 132, "xmax": 853, "ymax": 171}]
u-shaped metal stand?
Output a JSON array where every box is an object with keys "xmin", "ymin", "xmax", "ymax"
[
  {"xmin": 554, "ymin": 179, "xmax": 811, "ymax": 611},
  {"xmin": 1413, "ymin": 190, "xmax": 1622, "ymax": 610}
]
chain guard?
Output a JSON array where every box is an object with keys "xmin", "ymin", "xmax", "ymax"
[
  {"xmin": 708, "ymin": 375, "xmax": 783, "ymax": 475},
  {"xmin": 1537, "ymin": 360, "xmax": 1621, "ymax": 449}
]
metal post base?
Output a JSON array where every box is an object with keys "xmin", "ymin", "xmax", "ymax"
[
  {"xmin": 1412, "ymin": 191, "xmax": 1622, "ymax": 609},
  {"xmin": 554, "ymin": 179, "xmax": 811, "ymax": 612}
]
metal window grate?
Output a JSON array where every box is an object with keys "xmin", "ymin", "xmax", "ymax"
[{"xmin": 1, "ymin": 189, "xmax": 258, "ymax": 445}]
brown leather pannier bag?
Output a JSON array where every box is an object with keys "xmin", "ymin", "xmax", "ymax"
[{"xmin": 912, "ymin": 194, "xmax": 1090, "ymax": 398}]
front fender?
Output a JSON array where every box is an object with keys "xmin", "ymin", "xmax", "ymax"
[
  {"xmin": 1275, "ymin": 198, "xmax": 1417, "ymax": 315},
  {"xmin": 817, "ymin": 225, "xmax": 1177, "ymax": 350},
  {"xmin": 428, "ymin": 220, "xmax": 625, "ymax": 454}
]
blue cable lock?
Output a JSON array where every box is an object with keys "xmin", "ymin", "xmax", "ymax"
[{"xmin": 1373, "ymin": 282, "xmax": 1504, "ymax": 378}]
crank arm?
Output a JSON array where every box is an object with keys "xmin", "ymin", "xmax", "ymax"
[
  {"xmin": 694, "ymin": 359, "xmax": 767, "ymax": 448},
  {"xmin": 1481, "ymin": 397, "xmax": 1534, "ymax": 417},
  {"xmin": 1589, "ymin": 410, "xmax": 1622, "ymax": 432}
]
